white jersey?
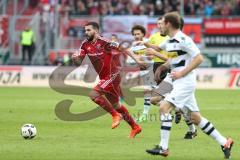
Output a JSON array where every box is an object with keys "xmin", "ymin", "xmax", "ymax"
[
  {"xmin": 161, "ymin": 31, "xmax": 201, "ymax": 111},
  {"xmin": 126, "ymin": 39, "xmax": 155, "ymax": 89},
  {"xmin": 127, "ymin": 38, "xmax": 153, "ymax": 64},
  {"xmin": 159, "ymin": 31, "xmax": 200, "ymax": 73}
]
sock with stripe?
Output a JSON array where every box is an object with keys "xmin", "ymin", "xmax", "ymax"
[
  {"xmin": 185, "ymin": 119, "xmax": 196, "ymax": 133},
  {"xmin": 143, "ymin": 97, "xmax": 151, "ymax": 115},
  {"xmin": 198, "ymin": 117, "xmax": 227, "ymax": 146},
  {"xmin": 159, "ymin": 113, "xmax": 173, "ymax": 150}
]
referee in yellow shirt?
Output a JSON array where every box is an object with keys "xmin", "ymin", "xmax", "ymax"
[{"xmin": 148, "ymin": 17, "xmax": 170, "ymax": 74}]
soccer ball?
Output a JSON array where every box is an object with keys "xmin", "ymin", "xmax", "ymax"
[{"xmin": 21, "ymin": 124, "xmax": 37, "ymax": 139}]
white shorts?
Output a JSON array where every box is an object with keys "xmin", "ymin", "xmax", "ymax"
[
  {"xmin": 152, "ymin": 74, "xmax": 173, "ymax": 97},
  {"xmin": 164, "ymin": 72, "xmax": 199, "ymax": 112},
  {"xmin": 140, "ymin": 65, "xmax": 156, "ymax": 90}
]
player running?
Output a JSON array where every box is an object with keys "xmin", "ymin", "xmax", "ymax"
[
  {"xmin": 147, "ymin": 17, "xmax": 197, "ymax": 139},
  {"xmin": 141, "ymin": 12, "xmax": 233, "ymax": 159},
  {"xmin": 126, "ymin": 25, "xmax": 166, "ymax": 123},
  {"xmin": 72, "ymin": 22, "xmax": 141, "ymax": 138}
]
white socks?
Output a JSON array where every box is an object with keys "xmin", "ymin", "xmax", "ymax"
[{"xmin": 198, "ymin": 117, "xmax": 227, "ymax": 146}]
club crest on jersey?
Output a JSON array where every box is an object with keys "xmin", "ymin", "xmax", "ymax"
[{"xmin": 96, "ymin": 44, "xmax": 101, "ymax": 49}]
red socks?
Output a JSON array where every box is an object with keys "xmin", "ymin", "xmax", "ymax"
[
  {"xmin": 93, "ymin": 96, "xmax": 118, "ymax": 117},
  {"xmin": 116, "ymin": 105, "xmax": 137, "ymax": 128}
]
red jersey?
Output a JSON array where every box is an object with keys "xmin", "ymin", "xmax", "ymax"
[{"xmin": 78, "ymin": 37, "xmax": 121, "ymax": 79}]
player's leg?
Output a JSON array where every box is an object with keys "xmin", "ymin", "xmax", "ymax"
[
  {"xmin": 137, "ymin": 67, "xmax": 154, "ymax": 123},
  {"xmin": 187, "ymin": 94, "xmax": 233, "ymax": 159},
  {"xmin": 137, "ymin": 89, "xmax": 151, "ymax": 123},
  {"xmin": 180, "ymin": 107, "xmax": 197, "ymax": 139},
  {"xmin": 150, "ymin": 95, "xmax": 163, "ymax": 106},
  {"xmin": 105, "ymin": 88, "xmax": 141, "ymax": 138},
  {"xmin": 190, "ymin": 112, "xmax": 233, "ymax": 159},
  {"xmin": 174, "ymin": 108, "xmax": 182, "ymax": 124},
  {"xmin": 89, "ymin": 88, "xmax": 122, "ymax": 129},
  {"xmin": 146, "ymin": 100, "xmax": 173, "ymax": 156},
  {"xmin": 146, "ymin": 83, "xmax": 196, "ymax": 157}
]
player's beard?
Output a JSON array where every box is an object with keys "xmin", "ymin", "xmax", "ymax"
[
  {"xmin": 160, "ymin": 29, "xmax": 167, "ymax": 37},
  {"xmin": 86, "ymin": 34, "xmax": 94, "ymax": 41}
]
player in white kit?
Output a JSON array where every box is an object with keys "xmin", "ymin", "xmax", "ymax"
[{"xmin": 141, "ymin": 12, "xmax": 233, "ymax": 159}]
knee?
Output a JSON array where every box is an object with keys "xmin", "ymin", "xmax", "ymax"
[
  {"xmin": 150, "ymin": 98, "xmax": 158, "ymax": 105},
  {"xmin": 150, "ymin": 96, "xmax": 163, "ymax": 106},
  {"xmin": 190, "ymin": 112, "xmax": 202, "ymax": 125},
  {"xmin": 159, "ymin": 101, "xmax": 171, "ymax": 114},
  {"xmin": 89, "ymin": 90, "xmax": 99, "ymax": 101},
  {"xmin": 159, "ymin": 105, "xmax": 166, "ymax": 113}
]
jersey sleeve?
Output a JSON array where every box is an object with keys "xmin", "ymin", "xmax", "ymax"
[
  {"xmin": 78, "ymin": 42, "xmax": 87, "ymax": 58},
  {"xmin": 181, "ymin": 38, "xmax": 200, "ymax": 57}
]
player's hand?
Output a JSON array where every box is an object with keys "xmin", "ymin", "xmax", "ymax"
[
  {"xmin": 170, "ymin": 71, "xmax": 184, "ymax": 80},
  {"xmin": 71, "ymin": 50, "xmax": 82, "ymax": 65},
  {"xmin": 137, "ymin": 61, "xmax": 149, "ymax": 70},
  {"xmin": 154, "ymin": 67, "xmax": 163, "ymax": 83},
  {"xmin": 145, "ymin": 48, "xmax": 155, "ymax": 56},
  {"xmin": 71, "ymin": 51, "xmax": 80, "ymax": 61},
  {"xmin": 154, "ymin": 65, "xmax": 169, "ymax": 83}
]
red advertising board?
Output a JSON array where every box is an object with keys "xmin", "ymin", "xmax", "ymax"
[
  {"xmin": 204, "ymin": 18, "xmax": 240, "ymax": 35},
  {"xmin": 0, "ymin": 16, "xmax": 9, "ymax": 47}
]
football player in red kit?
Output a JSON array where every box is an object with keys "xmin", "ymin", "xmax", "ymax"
[{"xmin": 72, "ymin": 22, "xmax": 141, "ymax": 138}]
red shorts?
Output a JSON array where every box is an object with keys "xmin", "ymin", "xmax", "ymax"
[{"xmin": 94, "ymin": 74, "xmax": 121, "ymax": 104}]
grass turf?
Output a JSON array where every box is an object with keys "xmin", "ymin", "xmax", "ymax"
[{"xmin": 0, "ymin": 88, "xmax": 239, "ymax": 160}]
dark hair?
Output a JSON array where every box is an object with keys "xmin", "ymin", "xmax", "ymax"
[
  {"xmin": 131, "ymin": 25, "xmax": 146, "ymax": 36},
  {"xmin": 84, "ymin": 22, "xmax": 99, "ymax": 30},
  {"xmin": 163, "ymin": 12, "xmax": 181, "ymax": 29},
  {"xmin": 180, "ymin": 17, "xmax": 184, "ymax": 30}
]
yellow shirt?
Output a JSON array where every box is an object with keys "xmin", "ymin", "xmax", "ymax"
[
  {"xmin": 21, "ymin": 30, "xmax": 34, "ymax": 46},
  {"xmin": 148, "ymin": 32, "xmax": 177, "ymax": 62}
]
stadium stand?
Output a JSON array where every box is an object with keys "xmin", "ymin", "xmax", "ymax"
[{"xmin": 0, "ymin": 0, "xmax": 240, "ymax": 65}]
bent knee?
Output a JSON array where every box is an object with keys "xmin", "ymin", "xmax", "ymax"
[
  {"xmin": 190, "ymin": 112, "xmax": 202, "ymax": 125},
  {"xmin": 89, "ymin": 90, "xmax": 100, "ymax": 101},
  {"xmin": 150, "ymin": 96, "xmax": 163, "ymax": 105},
  {"xmin": 159, "ymin": 101, "xmax": 172, "ymax": 114},
  {"xmin": 150, "ymin": 98, "xmax": 158, "ymax": 105}
]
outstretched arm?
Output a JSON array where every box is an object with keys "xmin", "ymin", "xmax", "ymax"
[
  {"xmin": 124, "ymin": 49, "xmax": 149, "ymax": 69},
  {"xmin": 134, "ymin": 41, "xmax": 162, "ymax": 52},
  {"xmin": 145, "ymin": 48, "xmax": 168, "ymax": 61}
]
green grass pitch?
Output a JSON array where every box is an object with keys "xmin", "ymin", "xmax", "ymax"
[{"xmin": 0, "ymin": 88, "xmax": 239, "ymax": 160}]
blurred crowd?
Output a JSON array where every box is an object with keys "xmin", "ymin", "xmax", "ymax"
[{"xmin": 59, "ymin": 0, "xmax": 240, "ymax": 17}]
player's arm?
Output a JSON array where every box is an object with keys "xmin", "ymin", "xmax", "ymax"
[
  {"xmin": 125, "ymin": 49, "xmax": 149, "ymax": 69},
  {"xmin": 145, "ymin": 48, "xmax": 168, "ymax": 61},
  {"xmin": 134, "ymin": 41, "xmax": 162, "ymax": 52},
  {"xmin": 144, "ymin": 41, "xmax": 162, "ymax": 52},
  {"xmin": 154, "ymin": 60, "xmax": 171, "ymax": 83},
  {"xmin": 172, "ymin": 54, "xmax": 203, "ymax": 79}
]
